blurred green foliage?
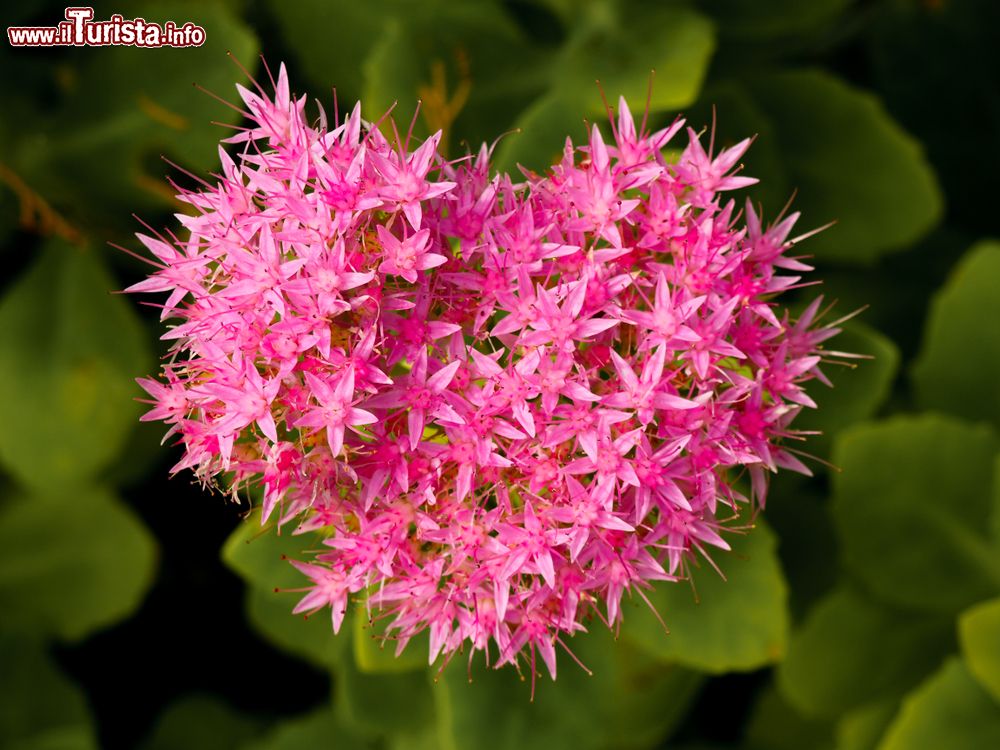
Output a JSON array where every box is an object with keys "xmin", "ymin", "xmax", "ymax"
[{"xmin": 2, "ymin": 0, "xmax": 1000, "ymax": 748}]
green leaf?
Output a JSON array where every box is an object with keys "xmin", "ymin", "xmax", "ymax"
[
  {"xmin": 0, "ymin": 486, "xmax": 157, "ymax": 641},
  {"xmin": 794, "ymin": 322, "xmax": 901, "ymax": 458},
  {"xmin": 269, "ymin": 0, "xmax": 522, "ymax": 104},
  {"xmin": 777, "ymin": 586, "xmax": 953, "ymax": 718},
  {"xmin": 959, "ymin": 596, "xmax": 1000, "ymax": 704},
  {"xmin": 835, "ymin": 701, "xmax": 898, "ymax": 750},
  {"xmin": 244, "ymin": 586, "xmax": 346, "ymax": 669},
  {"xmin": 0, "ymin": 243, "xmax": 152, "ymax": 492},
  {"xmin": 352, "ymin": 605, "xmax": 428, "ymax": 674},
  {"xmin": 742, "ymin": 70, "xmax": 942, "ymax": 264},
  {"xmin": 622, "ymin": 520, "xmax": 788, "ymax": 673},
  {"xmin": 221, "ymin": 514, "xmax": 318, "ymax": 592},
  {"xmin": 100, "ymin": 417, "xmax": 173, "ymax": 489},
  {"xmin": 495, "ymin": 4, "xmax": 715, "ymax": 173},
  {"xmin": 276, "ymin": 0, "xmax": 711, "ymax": 170},
  {"xmin": 912, "ymin": 241, "xmax": 1000, "ymax": 431},
  {"xmin": 0, "ymin": 636, "xmax": 97, "ymax": 750},
  {"xmin": 358, "ymin": 2, "xmax": 528, "ymax": 132},
  {"xmin": 386, "ymin": 727, "xmax": 442, "ymax": 750},
  {"xmin": 359, "ymin": 19, "xmax": 423, "ymax": 128},
  {"xmin": 448, "ymin": 45, "xmax": 553, "ymax": 159},
  {"xmin": 493, "ymin": 90, "xmax": 583, "ymax": 174},
  {"xmin": 241, "ymin": 706, "xmax": 373, "ymax": 750},
  {"xmin": 265, "ymin": 0, "xmax": 378, "ymax": 103},
  {"xmin": 877, "ymin": 658, "xmax": 1000, "ymax": 750},
  {"xmin": 5, "ymin": 726, "xmax": 100, "ymax": 750},
  {"xmin": 831, "ymin": 415, "xmax": 1000, "ymax": 613},
  {"xmin": 336, "ymin": 639, "xmax": 435, "ymax": 737},
  {"xmin": 554, "ymin": 4, "xmax": 715, "ymax": 116},
  {"xmin": 433, "ymin": 627, "xmax": 702, "ymax": 750},
  {"xmin": 13, "ymin": 2, "xmax": 258, "ymax": 229},
  {"xmin": 271, "ymin": 0, "xmax": 536, "ymax": 152},
  {"xmin": 222, "ymin": 516, "xmax": 348, "ymax": 667},
  {"xmin": 140, "ymin": 694, "xmax": 268, "ymax": 750}
]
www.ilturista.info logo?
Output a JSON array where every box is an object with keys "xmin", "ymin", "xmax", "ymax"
[{"xmin": 8, "ymin": 7, "xmax": 206, "ymax": 47}]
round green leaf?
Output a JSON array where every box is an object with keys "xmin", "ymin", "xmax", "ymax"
[
  {"xmin": 6, "ymin": 726, "xmax": 99, "ymax": 750},
  {"xmin": 912, "ymin": 241, "xmax": 1000, "ymax": 431},
  {"xmin": 358, "ymin": 2, "xmax": 528, "ymax": 137},
  {"xmin": 0, "ymin": 243, "xmax": 152, "ymax": 492},
  {"xmin": 221, "ymin": 513, "xmax": 320, "ymax": 592},
  {"xmin": 494, "ymin": 91, "xmax": 585, "ymax": 174},
  {"xmin": 778, "ymin": 586, "xmax": 953, "ymax": 718},
  {"xmin": 0, "ymin": 635, "xmax": 97, "ymax": 750},
  {"xmin": 244, "ymin": 586, "xmax": 346, "ymax": 669},
  {"xmin": 265, "ymin": 0, "xmax": 377, "ymax": 103},
  {"xmin": 877, "ymin": 658, "xmax": 1000, "ymax": 750},
  {"xmin": 831, "ymin": 415, "xmax": 1000, "ymax": 613},
  {"xmin": 0, "ymin": 487, "xmax": 157, "ymax": 641},
  {"xmin": 834, "ymin": 701, "xmax": 898, "ymax": 750},
  {"xmin": 743, "ymin": 70, "xmax": 942, "ymax": 264},
  {"xmin": 360, "ymin": 18, "xmax": 422, "ymax": 128},
  {"xmin": 336, "ymin": 641, "xmax": 435, "ymax": 737},
  {"xmin": 241, "ymin": 707, "xmax": 372, "ymax": 750},
  {"xmin": 386, "ymin": 726, "xmax": 442, "ymax": 750},
  {"xmin": 141, "ymin": 695, "xmax": 267, "ymax": 750},
  {"xmin": 959, "ymin": 596, "xmax": 1000, "ymax": 704},
  {"xmin": 622, "ymin": 520, "xmax": 788, "ymax": 673},
  {"xmin": 794, "ymin": 321, "xmax": 901, "ymax": 458},
  {"xmin": 353, "ymin": 604, "xmax": 429, "ymax": 674},
  {"xmin": 268, "ymin": 0, "xmax": 520, "ymax": 104},
  {"xmin": 496, "ymin": 4, "xmax": 715, "ymax": 173},
  {"xmin": 101, "ymin": 417, "xmax": 174, "ymax": 489},
  {"xmin": 433, "ymin": 627, "xmax": 702, "ymax": 750},
  {"xmin": 222, "ymin": 516, "xmax": 348, "ymax": 668},
  {"xmin": 554, "ymin": 5, "xmax": 715, "ymax": 116},
  {"xmin": 271, "ymin": 0, "xmax": 536, "ymax": 154}
]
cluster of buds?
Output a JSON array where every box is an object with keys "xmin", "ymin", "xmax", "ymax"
[{"xmin": 132, "ymin": 64, "xmax": 839, "ymax": 678}]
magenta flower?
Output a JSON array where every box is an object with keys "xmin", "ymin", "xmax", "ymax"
[
  {"xmin": 295, "ymin": 367, "xmax": 377, "ymax": 457},
  {"xmin": 375, "ymin": 225, "xmax": 447, "ymax": 283},
  {"xmin": 131, "ymin": 63, "xmax": 844, "ymax": 681},
  {"xmin": 370, "ymin": 132, "xmax": 456, "ymax": 230}
]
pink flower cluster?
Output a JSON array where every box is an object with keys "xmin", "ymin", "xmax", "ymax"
[{"xmin": 132, "ymin": 64, "xmax": 839, "ymax": 678}]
